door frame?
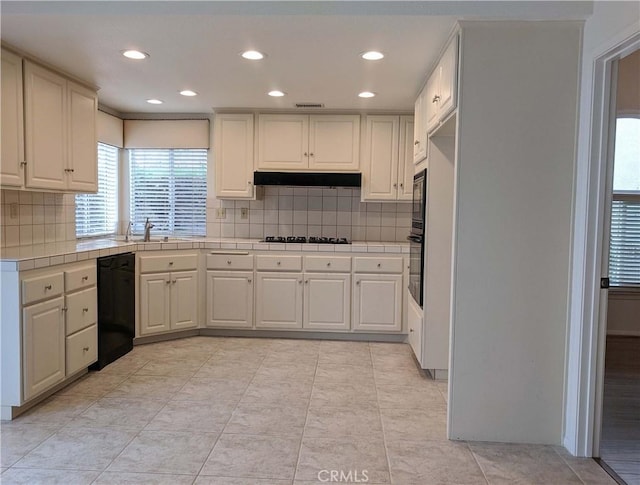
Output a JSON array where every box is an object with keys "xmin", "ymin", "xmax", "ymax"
[{"xmin": 564, "ymin": 29, "xmax": 640, "ymax": 457}]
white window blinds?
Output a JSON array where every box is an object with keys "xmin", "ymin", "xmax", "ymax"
[
  {"xmin": 75, "ymin": 143, "xmax": 119, "ymax": 238},
  {"xmin": 129, "ymin": 149, "xmax": 207, "ymax": 236},
  {"xmin": 609, "ymin": 117, "xmax": 640, "ymax": 287}
]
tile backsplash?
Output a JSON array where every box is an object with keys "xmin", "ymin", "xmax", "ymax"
[
  {"xmin": 0, "ymin": 190, "xmax": 76, "ymax": 248},
  {"xmin": 206, "ymin": 187, "xmax": 411, "ymax": 242}
]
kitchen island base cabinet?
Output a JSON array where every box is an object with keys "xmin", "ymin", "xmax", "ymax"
[
  {"xmin": 304, "ymin": 274, "xmax": 351, "ymax": 331},
  {"xmin": 206, "ymin": 271, "xmax": 254, "ymax": 328},
  {"xmin": 352, "ymin": 274, "xmax": 403, "ymax": 332},
  {"xmin": 22, "ymin": 296, "xmax": 66, "ymax": 401},
  {"xmin": 255, "ymin": 272, "xmax": 303, "ymax": 329}
]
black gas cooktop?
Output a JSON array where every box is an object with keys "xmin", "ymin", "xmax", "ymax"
[{"xmin": 263, "ymin": 236, "xmax": 350, "ymax": 245}]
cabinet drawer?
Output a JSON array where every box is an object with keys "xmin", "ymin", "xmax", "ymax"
[
  {"xmin": 22, "ymin": 272, "xmax": 64, "ymax": 305},
  {"xmin": 65, "ymin": 286, "xmax": 97, "ymax": 335},
  {"xmin": 305, "ymin": 255, "xmax": 351, "ymax": 273},
  {"xmin": 207, "ymin": 253, "xmax": 254, "ymax": 270},
  {"xmin": 66, "ymin": 324, "xmax": 97, "ymax": 376},
  {"xmin": 256, "ymin": 255, "xmax": 302, "ymax": 271},
  {"xmin": 354, "ymin": 257, "xmax": 403, "ymax": 274},
  {"xmin": 139, "ymin": 254, "xmax": 198, "ymax": 273},
  {"xmin": 64, "ymin": 265, "xmax": 96, "ymax": 293}
]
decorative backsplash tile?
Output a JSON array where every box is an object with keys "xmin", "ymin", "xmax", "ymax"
[
  {"xmin": 0, "ymin": 190, "xmax": 76, "ymax": 248},
  {"xmin": 206, "ymin": 187, "xmax": 411, "ymax": 242}
]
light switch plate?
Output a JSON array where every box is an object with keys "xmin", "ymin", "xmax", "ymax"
[
  {"xmin": 9, "ymin": 203, "xmax": 18, "ymax": 219},
  {"xmin": 216, "ymin": 208, "xmax": 226, "ymax": 219}
]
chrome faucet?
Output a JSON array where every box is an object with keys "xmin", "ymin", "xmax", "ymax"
[
  {"xmin": 143, "ymin": 218, "xmax": 154, "ymax": 242},
  {"xmin": 124, "ymin": 221, "xmax": 132, "ymax": 242}
]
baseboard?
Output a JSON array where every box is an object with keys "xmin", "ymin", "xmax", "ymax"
[
  {"xmin": 606, "ymin": 330, "xmax": 640, "ymax": 337},
  {"xmin": 199, "ymin": 328, "xmax": 407, "ymax": 342}
]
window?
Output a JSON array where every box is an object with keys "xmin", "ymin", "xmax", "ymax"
[
  {"xmin": 129, "ymin": 149, "xmax": 207, "ymax": 236},
  {"xmin": 75, "ymin": 143, "xmax": 119, "ymax": 238},
  {"xmin": 609, "ymin": 117, "xmax": 640, "ymax": 287}
]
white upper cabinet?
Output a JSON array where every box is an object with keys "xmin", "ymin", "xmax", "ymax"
[
  {"xmin": 1, "ymin": 49, "xmax": 25, "ymax": 188},
  {"xmin": 362, "ymin": 115, "xmax": 414, "ymax": 202},
  {"xmin": 24, "ymin": 60, "xmax": 98, "ymax": 193},
  {"xmin": 425, "ymin": 36, "xmax": 459, "ymax": 134},
  {"xmin": 66, "ymin": 81, "xmax": 98, "ymax": 192},
  {"xmin": 413, "ymin": 88, "xmax": 427, "ymax": 164},
  {"xmin": 257, "ymin": 114, "xmax": 360, "ymax": 171},
  {"xmin": 215, "ymin": 113, "xmax": 255, "ymax": 199}
]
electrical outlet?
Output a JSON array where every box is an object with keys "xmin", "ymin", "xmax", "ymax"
[
  {"xmin": 240, "ymin": 208, "xmax": 249, "ymax": 219},
  {"xmin": 9, "ymin": 203, "xmax": 18, "ymax": 219},
  {"xmin": 216, "ymin": 208, "xmax": 226, "ymax": 219}
]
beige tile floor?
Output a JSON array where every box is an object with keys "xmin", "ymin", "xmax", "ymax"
[{"xmin": 0, "ymin": 336, "xmax": 616, "ymax": 484}]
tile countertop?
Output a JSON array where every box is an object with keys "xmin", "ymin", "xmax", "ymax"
[{"xmin": 0, "ymin": 238, "xmax": 409, "ymax": 271}]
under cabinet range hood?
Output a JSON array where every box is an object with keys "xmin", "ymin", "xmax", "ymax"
[{"xmin": 253, "ymin": 171, "xmax": 361, "ymax": 188}]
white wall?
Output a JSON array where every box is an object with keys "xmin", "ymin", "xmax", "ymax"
[
  {"xmin": 564, "ymin": 0, "xmax": 640, "ymax": 456},
  {"xmin": 448, "ymin": 21, "xmax": 582, "ymax": 444}
]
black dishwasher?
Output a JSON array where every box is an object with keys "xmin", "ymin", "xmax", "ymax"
[{"xmin": 91, "ymin": 253, "xmax": 135, "ymax": 370}]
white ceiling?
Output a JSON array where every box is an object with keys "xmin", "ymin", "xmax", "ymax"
[{"xmin": 0, "ymin": 1, "xmax": 593, "ymax": 115}]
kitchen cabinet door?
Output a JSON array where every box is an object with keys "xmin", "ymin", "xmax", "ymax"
[
  {"xmin": 215, "ymin": 114, "xmax": 255, "ymax": 199},
  {"xmin": 308, "ymin": 115, "xmax": 360, "ymax": 171},
  {"xmin": 303, "ymin": 273, "xmax": 351, "ymax": 331},
  {"xmin": 170, "ymin": 270, "xmax": 198, "ymax": 330},
  {"xmin": 424, "ymin": 68, "xmax": 441, "ymax": 135},
  {"xmin": 206, "ymin": 271, "xmax": 253, "ymax": 328},
  {"xmin": 413, "ymin": 88, "xmax": 427, "ymax": 164},
  {"xmin": 139, "ymin": 273, "xmax": 171, "ymax": 335},
  {"xmin": 1, "ymin": 49, "xmax": 25, "ymax": 187},
  {"xmin": 352, "ymin": 274, "xmax": 402, "ymax": 332},
  {"xmin": 24, "ymin": 61, "xmax": 67, "ymax": 190},
  {"xmin": 362, "ymin": 115, "xmax": 399, "ymax": 201},
  {"xmin": 66, "ymin": 81, "xmax": 98, "ymax": 192},
  {"xmin": 255, "ymin": 272, "xmax": 303, "ymax": 329},
  {"xmin": 398, "ymin": 116, "xmax": 415, "ymax": 201},
  {"xmin": 257, "ymin": 114, "xmax": 308, "ymax": 170},
  {"xmin": 437, "ymin": 37, "xmax": 458, "ymax": 123},
  {"xmin": 22, "ymin": 296, "xmax": 66, "ymax": 400}
]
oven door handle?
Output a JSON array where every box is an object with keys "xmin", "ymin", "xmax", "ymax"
[{"xmin": 407, "ymin": 235, "xmax": 423, "ymax": 243}]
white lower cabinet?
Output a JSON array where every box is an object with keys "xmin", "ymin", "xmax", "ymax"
[
  {"xmin": 139, "ymin": 270, "xmax": 197, "ymax": 335},
  {"xmin": 22, "ymin": 296, "xmax": 66, "ymax": 401},
  {"xmin": 255, "ymin": 272, "xmax": 304, "ymax": 329},
  {"xmin": 303, "ymin": 273, "xmax": 351, "ymax": 331},
  {"xmin": 352, "ymin": 273, "xmax": 403, "ymax": 332},
  {"xmin": 206, "ymin": 271, "xmax": 254, "ymax": 328}
]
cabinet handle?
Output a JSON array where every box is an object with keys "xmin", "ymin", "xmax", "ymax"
[
  {"xmin": 44, "ymin": 284, "xmax": 52, "ymax": 290},
  {"xmin": 432, "ymin": 95, "xmax": 440, "ymax": 103},
  {"xmin": 414, "ymin": 141, "xmax": 419, "ymax": 146},
  {"xmin": 82, "ymin": 307, "xmax": 89, "ymax": 313},
  {"xmin": 82, "ymin": 275, "xmax": 88, "ymax": 281},
  {"xmin": 83, "ymin": 347, "xmax": 89, "ymax": 352}
]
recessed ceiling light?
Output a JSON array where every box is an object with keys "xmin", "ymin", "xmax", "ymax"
[
  {"xmin": 361, "ymin": 51, "xmax": 384, "ymax": 61},
  {"xmin": 122, "ymin": 50, "xmax": 149, "ymax": 60},
  {"xmin": 358, "ymin": 91, "xmax": 376, "ymax": 98},
  {"xmin": 146, "ymin": 99, "xmax": 163, "ymax": 104},
  {"xmin": 268, "ymin": 90, "xmax": 286, "ymax": 97},
  {"xmin": 241, "ymin": 50, "xmax": 265, "ymax": 60},
  {"xmin": 179, "ymin": 90, "xmax": 198, "ymax": 97}
]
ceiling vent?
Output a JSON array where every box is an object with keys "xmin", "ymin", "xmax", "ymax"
[{"xmin": 295, "ymin": 102, "xmax": 324, "ymax": 108}]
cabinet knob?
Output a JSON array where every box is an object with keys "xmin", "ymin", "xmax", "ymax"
[
  {"xmin": 227, "ymin": 260, "xmax": 232, "ymax": 265},
  {"xmin": 82, "ymin": 275, "xmax": 88, "ymax": 281},
  {"xmin": 377, "ymin": 263, "xmax": 381, "ymax": 267},
  {"xmin": 400, "ymin": 183, "xmax": 404, "ymax": 188},
  {"xmin": 277, "ymin": 261, "xmax": 281, "ymax": 265},
  {"xmin": 432, "ymin": 95, "xmax": 440, "ymax": 103},
  {"xmin": 410, "ymin": 328, "xmax": 414, "ymax": 333},
  {"xmin": 169, "ymin": 261, "xmax": 174, "ymax": 265},
  {"xmin": 248, "ymin": 279, "xmax": 252, "ymax": 283},
  {"xmin": 82, "ymin": 307, "xmax": 89, "ymax": 313},
  {"xmin": 310, "ymin": 153, "xmax": 314, "ymax": 157},
  {"xmin": 304, "ymin": 152, "xmax": 308, "ymax": 157},
  {"xmin": 172, "ymin": 280, "xmax": 176, "ymax": 284},
  {"xmin": 356, "ymin": 280, "xmax": 361, "ymax": 285},
  {"xmin": 166, "ymin": 280, "xmax": 171, "ymax": 285},
  {"xmin": 414, "ymin": 141, "xmax": 419, "ymax": 146},
  {"xmin": 44, "ymin": 284, "xmax": 52, "ymax": 290},
  {"xmin": 393, "ymin": 183, "xmax": 397, "ymax": 188},
  {"xmin": 298, "ymin": 280, "xmax": 303, "ymax": 284},
  {"xmin": 305, "ymin": 280, "xmax": 309, "ymax": 284},
  {"xmin": 248, "ymin": 181, "xmax": 252, "ymax": 185},
  {"xmin": 327, "ymin": 262, "xmax": 331, "ymax": 267},
  {"xmin": 61, "ymin": 307, "xmax": 68, "ymax": 312},
  {"xmin": 83, "ymin": 347, "xmax": 89, "ymax": 352}
]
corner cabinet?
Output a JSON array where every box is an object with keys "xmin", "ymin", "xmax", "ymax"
[
  {"xmin": 1, "ymin": 48, "xmax": 25, "ymax": 187},
  {"xmin": 138, "ymin": 253, "xmax": 199, "ymax": 336},
  {"xmin": 362, "ymin": 115, "xmax": 414, "ymax": 201},
  {"xmin": 214, "ymin": 114, "xmax": 255, "ymax": 199},
  {"xmin": 257, "ymin": 114, "xmax": 360, "ymax": 171},
  {"xmin": 23, "ymin": 60, "xmax": 97, "ymax": 192}
]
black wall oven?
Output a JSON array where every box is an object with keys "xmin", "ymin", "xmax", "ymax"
[{"xmin": 408, "ymin": 169, "xmax": 426, "ymax": 307}]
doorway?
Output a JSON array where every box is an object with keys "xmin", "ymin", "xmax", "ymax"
[{"xmin": 597, "ymin": 48, "xmax": 640, "ymax": 485}]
